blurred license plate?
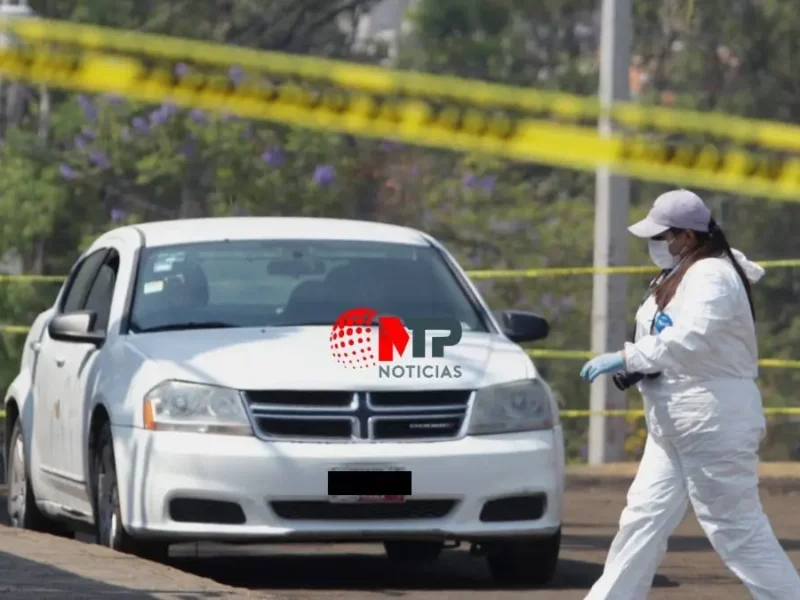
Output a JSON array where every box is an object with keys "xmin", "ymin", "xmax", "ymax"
[
  {"xmin": 329, "ymin": 494, "xmax": 406, "ymax": 504},
  {"xmin": 328, "ymin": 465, "xmax": 410, "ymax": 503}
]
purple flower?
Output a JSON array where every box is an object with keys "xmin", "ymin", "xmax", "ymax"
[
  {"xmin": 81, "ymin": 128, "xmax": 97, "ymax": 141},
  {"xmin": 78, "ymin": 95, "xmax": 97, "ymax": 123},
  {"xmin": 462, "ymin": 173, "xmax": 478, "ymax": 189},
  {"xmin": 149, "ymin": 104, "xmax": 177, "ymax": 126},
  {"xmin": 59, "ymin": 164, "xmax": 79, "ymax": 180},
  {"xmin": 479, "ymin": 175, "xmax": 496, "ymax": 192},
  {"xmin": 409, "ymin": 165, "xmax": 420, "ymax": 179},
  {"xmin": 189, "ymin": 108, "xmax": 207, "ymax": 124},
  {"xmin": 228, "ymin": 65, "xmax": 245, "ymax": 85},
  {"xmin": 489, "ymin": 219, "xmax": 520, "ymax": 233},
  {"xmin": 174, "ymin": 62, "xmax": 190, "ymax": 78},
  {"xmin": 102, "ymin": 94, "xmax": 125, "ymax": 106},
  {"xmin": 312, "ymin": 164, "xmax": 336, "ymax": 186},
  {"xmin": 89, "ymin": 150, "xmax": 111, "ymax": 170},
  {"xmin": 132, "ymin": 117, "xmax": 150, "ymax": 136},
  {"xmin": 466, "ymin": 254, "xmax": 482, "ymax": 268},
  {"xmin": 179, "ymin": 139, "xmax": 196, "ymax": 158},
  {"xmin": 110, "ymin": 208, "xmax": 126, "ymax": 222},
  {"xmin": 379, "ymin": 139, "xmax": 404, "ymax": 152},
  {"xmin": 261, "ymin": 146, "xmax": 285, "ymax": 168},
  {"xmin": 74, "ymin": 135, "xmax": 88, "ymax": 151}
]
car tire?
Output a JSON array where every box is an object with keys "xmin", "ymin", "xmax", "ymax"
[
  {"xmin": 485, "ymin": 529, "xmax": 561, "ymax": 587},
  {"xmin": 93, "ymin": 422, "xmax": 169, "ymax": 562},
  {"xmin": 384, "ymin": 540, "xmax": 444, "ymax": 561},
  {"xmin": 6, "ymin": 420, "xmax": 74, "ymax": 538}
]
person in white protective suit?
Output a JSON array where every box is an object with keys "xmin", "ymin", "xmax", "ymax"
[{"xmin": 579, "ymin": 189, "xmax": 800, "ymax": 599}]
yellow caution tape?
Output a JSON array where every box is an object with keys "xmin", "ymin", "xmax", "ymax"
[
  {"xmin": 0, "ymin": 325, "xmax": 33, "ymax": 334},
  {"xmin": 0, "ymin": 274, "xmax": 64, "ymax": 283},
  {"xmin": 8, "ymin": 17, "xmax": 800, "ymax": 154},
  {"xmin": 1, "ymin": 35, "xmax": 800, "ymax": 200},
  {"xmin": 527, "ymin": 349, "xmax": 800, "ymax": 369},
  {"xmin": 0, "ymin": 324, "xmax": 796, "ymax": 369},
  {"xmin": 468, "ymin": 259, "xmax": 800, "ymax": 279},
  {"xmin": 3, "ymin": 258, "xmax": 800, "ymax": 284},
  {"xmin": 559, "ymin": 407, "xmax": 800, "ymax": 418},
  {"xmin": 0, "ymin": 406, "xmax": 798, "ymax": 420}
]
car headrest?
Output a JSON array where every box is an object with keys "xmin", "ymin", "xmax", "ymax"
[{"xmin": 161, "ymin": 259, "xmax": 209, "ymax": 308}]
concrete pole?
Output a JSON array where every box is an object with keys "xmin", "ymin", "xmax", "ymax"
[
  {"xmin": 0, "ymin": 0, "xmax": 33, "ymax": 134},
  {"xmin": 588, "ymin": 0, "xmax": 632, "ymax": 465}
]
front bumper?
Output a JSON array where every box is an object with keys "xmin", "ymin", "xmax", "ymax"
[{"xmin": 112, "ymin": 424, "xmax": 565, "ymax": 543}]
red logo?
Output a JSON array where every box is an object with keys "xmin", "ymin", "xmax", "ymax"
[
  {"xmin": 329, "ymin": 308, "xmax": 462, "ymax": 371},
  {"xmin": 329, "ymin": 307, "xmax": 413, "ymax": 370}
]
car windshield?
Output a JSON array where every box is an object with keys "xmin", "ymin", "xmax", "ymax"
[{"xmin": 129, "ymin": 239, "xmax": 488, "ymax": 334}]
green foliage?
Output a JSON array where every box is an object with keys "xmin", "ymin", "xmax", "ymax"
[{"xmin": 2, "ymin": 0, "xmax": 800, "ymax": 461}]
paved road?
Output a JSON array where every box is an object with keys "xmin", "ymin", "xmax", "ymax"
[{"xmin": 3, "ymin": 480, "xmax": 800, "ymax": 598}]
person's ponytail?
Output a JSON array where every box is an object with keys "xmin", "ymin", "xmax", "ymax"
[
  {"xmin": 653, "ymin": 218, "xmax": 756, "ymax": 321},
  {"xmin": 709, "ymin": 219, "xmax": 756, "ymax": 321}
]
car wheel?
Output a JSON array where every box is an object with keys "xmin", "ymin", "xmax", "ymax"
[
  {"xmin": 384, "ymin": 540, "xmax": 444, "ymax": 561},
  {"xmin": 485, "ymin": 529, "xmax": 561, "ymax": 587},
  {"xmin": 93, "ymin": 422, "xmax": 169, "ymax": 562},
  {"xmin": 6, "ymin": 420, "xmax": 74, "ymax": 538}
]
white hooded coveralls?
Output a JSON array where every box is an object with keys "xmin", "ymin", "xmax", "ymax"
[{"xmin": 585, "ymin": 251, "xmax": 800, "ymax": 600}]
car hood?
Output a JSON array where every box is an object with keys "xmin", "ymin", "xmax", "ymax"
[{"xmin": 123, "ymin": 326, "xmax": 534, "ymax": 390}]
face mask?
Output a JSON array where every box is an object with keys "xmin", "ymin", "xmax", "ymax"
[{"xmin": 648, "ymin": 239, "xmax": 679, "ymax": 269}]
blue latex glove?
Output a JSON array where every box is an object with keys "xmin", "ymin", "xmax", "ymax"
[{"xmin": 580, "ymin": 352, "xmax": 625, "ymax": 383}]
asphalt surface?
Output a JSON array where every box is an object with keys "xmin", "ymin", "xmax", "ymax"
[{"xmin": 2, "ymin": 476, "xmax": 800, "ymax": 598}]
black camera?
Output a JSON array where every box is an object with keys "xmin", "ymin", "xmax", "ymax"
[{"xmin": 612, "ymin": 371, "xmax": 660, "ymax": 391}]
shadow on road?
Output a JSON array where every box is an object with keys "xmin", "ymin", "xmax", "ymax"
[
  {"xmin": 169, "ymin": 547, "xmax": 677, "ymax": 592},
  {"xmin": 0, "ymin": 551, "xmax": 156, "ymax": 598},
  {"xmin": 0, "ymin": 548, "xmax": 245, "ymax": 598},
  {"xmin": 566, "ymin": 532, "xmax": 800, "ymax": 553},
  {"xmin": 0, "ymin": 494, "xmax": 680, "ymax": 598}
]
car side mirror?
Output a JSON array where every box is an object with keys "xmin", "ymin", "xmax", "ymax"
[
  {"xmin": 48, "ymin": 311, "xmax": 105, "ymax": 347},
  {"xmin": 494, "ymin": 310, "xmax": 550, "ymax": 343}
]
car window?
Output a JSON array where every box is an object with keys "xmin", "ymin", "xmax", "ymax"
[
  {"xmin": 61, "ymin": 250, "xmax": 108, "ymax": 314},
  {"xmin": 129, "ymin": 240, "xmax": 487, "ymax": 333},
  {"xmin": 83, "ymin": 255, "xmax": 119, "ymax": 332}
]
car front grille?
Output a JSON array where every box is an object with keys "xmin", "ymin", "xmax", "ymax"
[
  {"xmin": 269, "ymin": 499, "xmax": 457, "ymax": 520},
  {"xmin": 243, "ymin": 390, "xmax": 472, "ymax": 442}
]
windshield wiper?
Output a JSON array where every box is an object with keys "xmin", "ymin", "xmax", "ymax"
[{"xmin": 134, "ymin": 321, "xmax": 237, "ymax": 333}]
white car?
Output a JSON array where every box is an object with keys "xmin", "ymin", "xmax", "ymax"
[{"xmin": 4, "ymin": 217, "xmax": 565, "ymax": 585}]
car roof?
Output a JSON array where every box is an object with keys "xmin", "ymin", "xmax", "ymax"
[{"xmin": 103, "ymin": 217, "xmax": 433, "ymax": 249}]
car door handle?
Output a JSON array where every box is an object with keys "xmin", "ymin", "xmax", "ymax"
[
  {"xmin": 55, "ymin": 357, "xmax": 66, "ymax": 367},
  {"xmin": 29, "ymin": 341, "xmax": 41, "ymax": 353}
]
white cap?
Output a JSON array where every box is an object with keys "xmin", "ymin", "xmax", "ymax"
[{"xmin": 628, "ymin": 189, "xmax": 712, "ymax": 238}]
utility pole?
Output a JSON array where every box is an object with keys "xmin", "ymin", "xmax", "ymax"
[
  {"xmin": 0, "ymin": 0, "xmax": 33, "ymax": 136},
  {"xmin": 588, "ymin": 0, "xmax": 632, "ymax": 465}
]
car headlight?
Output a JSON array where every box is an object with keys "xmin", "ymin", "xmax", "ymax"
[
  {"xmin": 467, "ymin": 379, "xmax": 554, "ymax": 436},
  {"xmin": 143, "ymin": 380, "xmax": 253, "ymax": 436}
]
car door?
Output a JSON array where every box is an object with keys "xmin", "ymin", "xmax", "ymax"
[
  {"xmin": 32, "ymin": 248, "xmax": 109, "ymax": 505},
  {"xmin": 62, "ymin": 250, "xmax": 120, "ymax": 504}
]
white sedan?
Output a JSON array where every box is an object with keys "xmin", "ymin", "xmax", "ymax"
[{"xmin": 4, "ymin": 217, "xmax": 565, "ymax": 585}]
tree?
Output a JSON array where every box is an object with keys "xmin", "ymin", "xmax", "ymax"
[{"xmin": 3, "ymin": 0, "xmax": 800, "ymax": 461}]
